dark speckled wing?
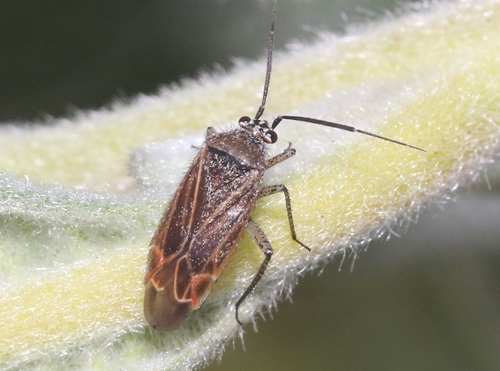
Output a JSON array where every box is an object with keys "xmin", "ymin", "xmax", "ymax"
[{"xmin": 144, "ymin": 128, "xmax": 266, "ymax": 331}]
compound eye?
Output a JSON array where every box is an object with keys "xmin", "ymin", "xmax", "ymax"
[
  {"xmin": 238, "ymin": 116, "xmax": 251, "ymax": 124},
  {"xmin": 267, "ymin": 130, "xmax": 278, "ymax": 143}
]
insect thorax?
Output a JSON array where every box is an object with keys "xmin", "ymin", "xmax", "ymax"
[{"xmin": 206, "ymin": 127, "xmax": 267, "ymax": 170}]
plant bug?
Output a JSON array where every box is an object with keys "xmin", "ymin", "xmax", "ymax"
[{"xmin": 144, "ymin": 1, "xmax": 425, "ymax": 331}]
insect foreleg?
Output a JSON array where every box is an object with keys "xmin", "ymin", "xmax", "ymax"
[
  {"xmin": 235, "ymin": 219, "xmax": 273, "ymax": 325},
  {"xmin": 266, "ymin": 146, "xmax": 295, "ymax": 169},
  {"xmin": 258, "ymin": 185, "xmax": 311, "ymax": 251}
]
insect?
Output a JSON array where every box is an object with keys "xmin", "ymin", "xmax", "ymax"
[{"xmin": 144, "ymin": 2, "xmax": 425, "ymax": 331}]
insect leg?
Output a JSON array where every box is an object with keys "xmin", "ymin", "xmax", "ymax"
[
  {"xmin": 266, "ymin": 146, "xmax": 295, "ymax": 169},
  {"xmin": 235, "ymin": 219, "xmax": 273, "ymax": 325},
  {"xmin": 259, "ymin": 185, "xmax": 311, "ymax": 251}
]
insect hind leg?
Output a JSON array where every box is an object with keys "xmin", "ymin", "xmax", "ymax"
[
  {"xmin": 235, "ymin": 219, "xmax": 273, "ymax": 325},
  {"xmin": 258, "ymin": 185, "xmax": 311, "ymax": 251}
]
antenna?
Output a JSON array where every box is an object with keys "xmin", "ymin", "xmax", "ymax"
[
  {"xmin": 254, "ymin": 0, "xmax": 276, "ymax": 120},
  {"xmin": 252, "ymin": 0, "xmax": 425, "ymax": 153},
  {"xmin": 272, "ymin": 115, "xmax": 426, "ymax": 152}
]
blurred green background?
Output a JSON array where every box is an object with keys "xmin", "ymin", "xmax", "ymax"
[
  {"xmin": 1, "ymin": 0, "xmax": 417, "ymax": 123},
  {"xmin": 2, "ymin": 1, "xmax": 500, "ymax": 370}
]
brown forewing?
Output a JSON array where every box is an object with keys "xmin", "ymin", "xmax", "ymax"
[{"xmin": 144, "ymin": 129, "xmax": 266, "ymax": 331}]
